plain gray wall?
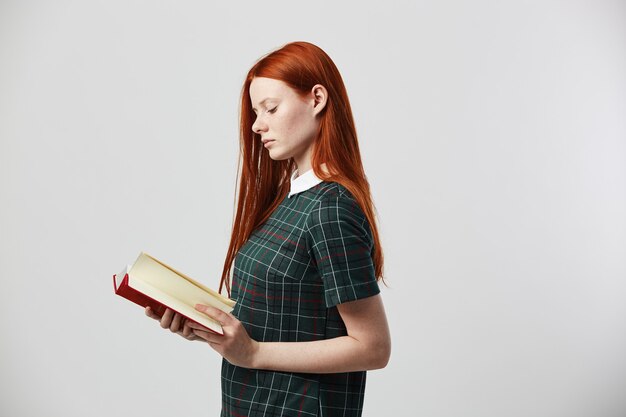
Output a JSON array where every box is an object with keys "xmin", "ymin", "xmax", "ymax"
[{"xmin": 1, "ymin": 1, "xmax": 625, "ymax": 416}]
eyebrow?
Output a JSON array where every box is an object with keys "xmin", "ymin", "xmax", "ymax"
[{"xmin": 252, "ymin": 97, "xmax": 278, "ymax": 112}]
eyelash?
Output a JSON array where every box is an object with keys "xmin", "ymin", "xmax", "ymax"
[{"xmin": 253, "ymin": 106, "xmax": 277, "ymax": 116}]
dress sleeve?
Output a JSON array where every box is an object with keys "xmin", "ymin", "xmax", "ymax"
[{"xmin": 305, "ymin": 192, "xmax": 380, "ymax": 308}]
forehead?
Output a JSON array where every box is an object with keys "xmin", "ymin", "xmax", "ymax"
[{"xmin": 249, "ymin": 77, "xmax": 295, "ymax": 105}]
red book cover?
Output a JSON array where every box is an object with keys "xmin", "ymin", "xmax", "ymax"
[
  {"xmin": 112, "ymin": 272, "xmax": 223, "ymax": 335},
  {"xmin": 113, "ymin": 273, "xmax": 169, "ymax": 318}
]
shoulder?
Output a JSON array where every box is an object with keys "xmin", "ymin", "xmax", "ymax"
[
  {"xmin": 307, "ymin": 181, "xmax": 363, "ymax": 216},
  {"xmin": 309, "ymin": 181, "xmax": 359, "ymax": 207},
  {"xmin": 305, "ymin": 181, "xmax": 371, "ymax": 237}
]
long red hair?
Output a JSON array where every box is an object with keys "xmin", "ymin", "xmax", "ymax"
[{"xmin": 219, "ymin": 41, "xmax": 384, "ymax": 296}]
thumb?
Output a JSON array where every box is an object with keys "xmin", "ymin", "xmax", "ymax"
[
  {"xmin": 195, "ymin": 304, "xmax": 222, "ymax": 318},
  {"xmin": 195, "ymin": 304, "xmax": 232, "ymax": 325},
  {"xmin": 195, "ymin": 303, "xmax": 211, "ymax": 313}
]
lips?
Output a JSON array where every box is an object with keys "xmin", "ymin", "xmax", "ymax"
[{"xmin": 261, "ymin": 138, "xmax": 275, "ymax": 144}]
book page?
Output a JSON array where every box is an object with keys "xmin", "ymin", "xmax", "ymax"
[
  {"xmin": 128, "ymin": 278, "xmax": 223, "ymax": 334},
  {"xmin": 129, "ymin": 253, "xmax": 234, "ymax": 313}
]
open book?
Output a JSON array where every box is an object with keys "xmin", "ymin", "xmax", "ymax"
[{"xmin": 113, "ymin": 252, "xmax": 235, "ymax": 335}]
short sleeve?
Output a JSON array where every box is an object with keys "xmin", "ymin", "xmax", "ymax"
[{"xmin": 305, "ymin": 192, "xmax": 380, "ymax": 308}]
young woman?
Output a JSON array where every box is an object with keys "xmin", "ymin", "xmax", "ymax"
[{"xmin": 146, "ymin": 41, "xmax": 391, "ymax": 417}]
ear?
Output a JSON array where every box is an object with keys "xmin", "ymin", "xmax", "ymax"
[{"xmin": 310, "ymin": 84, "xmax": 328, "ymax": 116}]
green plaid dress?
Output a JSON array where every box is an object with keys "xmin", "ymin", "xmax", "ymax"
[{"xmin": 221, "ymin": 170, "xmax": 381, "ymax": 417}]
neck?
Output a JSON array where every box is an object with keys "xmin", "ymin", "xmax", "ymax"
[{"xmin": 294, "ymin": 154, "xmax": 312, "ymax": 176}]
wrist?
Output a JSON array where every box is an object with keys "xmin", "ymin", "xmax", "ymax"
[{"xmin": 249, "ymin": 340, "xmax": 263, "ymax": 369}]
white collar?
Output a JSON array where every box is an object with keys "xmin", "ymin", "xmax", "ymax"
[{"xmin": 288, "ymin": 167, "xmax": 324, "ymax": 198}]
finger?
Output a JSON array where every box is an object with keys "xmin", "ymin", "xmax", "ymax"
[
  {"xmin": 185, "ymin": 334, "xmax": 200, "ymax": 341},
  {"xmin": 195, "ymin": 304, "xmax": 233, "ymax": 326},
  {"xmin": 145, "ymin": 306, "xmax": 159, "ymax": 320},
  {"xmin": 181, "ymin": 321, "xmax": 203, "ymax": 340},
  {"xmin": 182, "ymin": 322, "xmax": 195, "ymax": 338},
  {"xmin": 192, "ymin": 329, "xmax": 222, "ymax": 344},
  {"xmin": 184, "ymin": 331, "xmax": 201, "ymax": 342},
  {"xmin": 170, "ymin": 312, "xmax": 183, "ymax": 332},
  {"xmin": 160, "ymin": 308, "xmax": 174, "ymax": 329},
  {"xmin": 186, "ymin": 320, "xmax": 213, "ymax": 331}
]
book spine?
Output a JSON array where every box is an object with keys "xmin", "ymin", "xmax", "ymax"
[{"xmin": 113, "ymin": 273, "xmax": 167, "ymax": 317}]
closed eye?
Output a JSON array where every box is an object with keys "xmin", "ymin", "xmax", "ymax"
[{"xmin": 268, "ymin": 107, "xmax": 277, "ymax": 114}]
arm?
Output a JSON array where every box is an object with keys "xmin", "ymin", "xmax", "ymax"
[
  {"xmin": 255, "ymin": 294, "xmax": 391, "ymax": 372},
  {"xmin": 188, "ymin": 293, "xmax": 391, "ymax": 373}
]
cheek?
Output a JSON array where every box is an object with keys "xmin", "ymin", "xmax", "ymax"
[{"xmin": 284, "ymin": 108, "xmax": 315, "ymax": 139}]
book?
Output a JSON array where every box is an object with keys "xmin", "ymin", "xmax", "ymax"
[{"xmin": 113, "ymin": 252, "xmax": 236, "ymax": 335}]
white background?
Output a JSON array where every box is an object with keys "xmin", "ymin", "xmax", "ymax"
[{"xmin": 1, "ymin": 1, "xmax": 625, "ymax": 416}]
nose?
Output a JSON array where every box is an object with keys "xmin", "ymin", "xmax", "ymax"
[{"xmin": 251, "ymin": 114, "xmax": 268, "ymax": 134}]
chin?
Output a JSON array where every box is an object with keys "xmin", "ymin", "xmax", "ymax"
[{"xmin": 267, "ymin": 149, "xmax": 290, "ymax": 162}]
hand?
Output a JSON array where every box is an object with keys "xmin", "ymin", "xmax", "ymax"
[
  {"xmin": 145, "ymin": 306, "xmax": 203, "ymax": 342},
  {"xmin": 187, "ymin": 304, "xmax": 259, "ymax": 369}
]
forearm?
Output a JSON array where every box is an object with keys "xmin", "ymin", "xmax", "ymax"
[
  {"xmin": 191, "ymin": 296, "xmax": 391, "ymax": 373},
  {"xmin": 252, "ymin": 335, "xmax": 389, "ymax": 374}
]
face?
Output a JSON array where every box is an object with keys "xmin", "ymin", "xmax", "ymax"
[{"xmin": 249, "ymin": 77, "xmax": 325, "ymax": 172}]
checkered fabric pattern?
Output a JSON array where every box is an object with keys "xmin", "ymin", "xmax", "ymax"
[{"xmin": 221, "ymin": 180, "xmax": 381, "ymax": 417}]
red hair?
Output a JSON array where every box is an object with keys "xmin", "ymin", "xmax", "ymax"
[{"xmin": 219, "ymin": 41, "xmax": 384, "ymax": 296}]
